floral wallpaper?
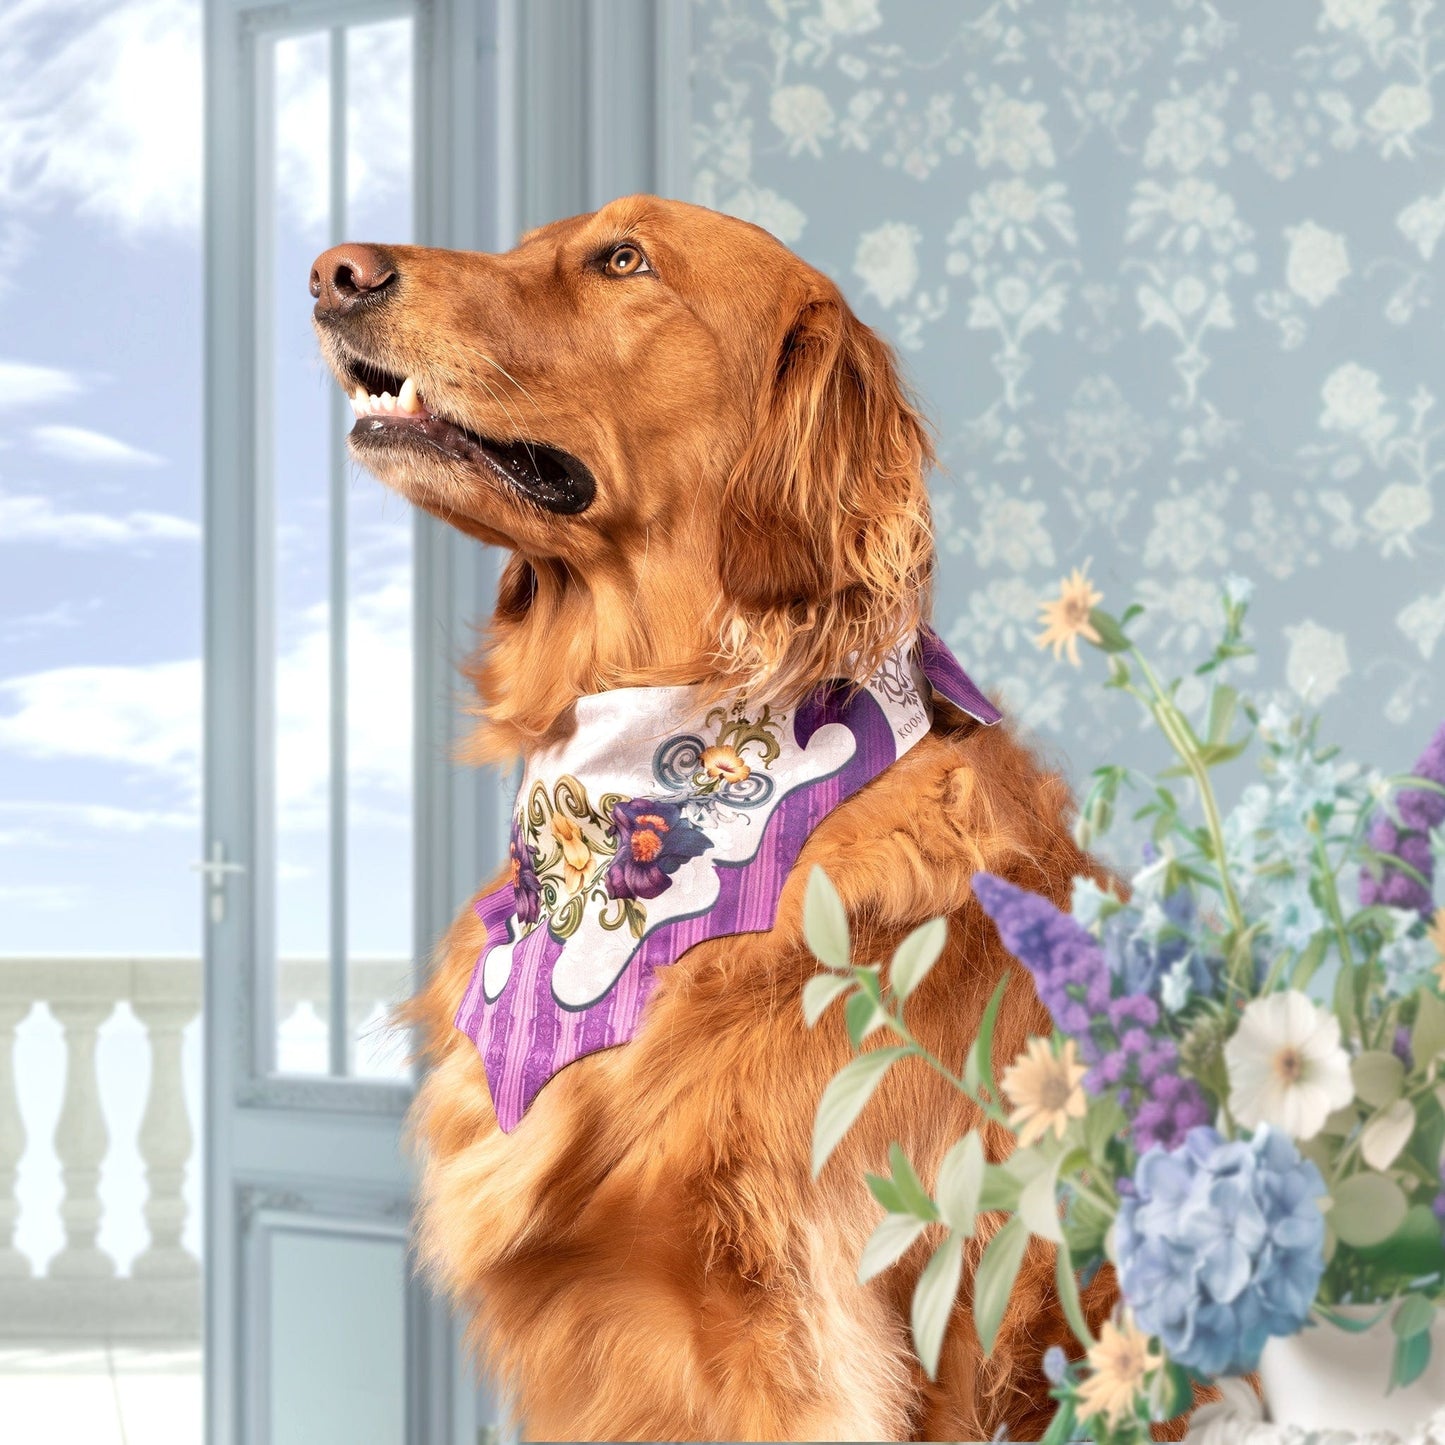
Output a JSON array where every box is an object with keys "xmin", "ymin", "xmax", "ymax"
[{"xmin": 689, "ymin": 0, "xmax": 1445, "ymax": 794}]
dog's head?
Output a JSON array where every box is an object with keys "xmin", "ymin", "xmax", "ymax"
[{"xmin": 312, "ymin": 196, "xmax": 934, "ymax": 749}]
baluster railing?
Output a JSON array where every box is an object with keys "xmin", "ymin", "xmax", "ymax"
[
  {"xmin": 48, "ymin": 999, "xmax": 115, "ymax": 1280},
  {"xmin": 0, "ymin": 955, "xmax": 406, "ymax": 1341},
  {"xmin": 0, "ymin": 1000, "xmax": 28, "ymax": 1280}
]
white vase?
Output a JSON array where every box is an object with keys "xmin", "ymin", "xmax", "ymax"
[{"xmin": 1257, "ymin": 1308, "xmax": 1445, "ymax": 1437}]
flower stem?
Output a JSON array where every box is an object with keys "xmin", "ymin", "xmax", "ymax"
[{"xmin": 1130, "ymin": 649, "xmax": 1247, "ymax": 937}]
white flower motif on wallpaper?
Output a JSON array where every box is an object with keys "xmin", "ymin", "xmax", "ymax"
[{"xmin": 690, "ymin": 0, "xmax": 1445, "ymax": 777}]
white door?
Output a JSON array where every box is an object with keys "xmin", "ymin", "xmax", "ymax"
[{"xmin": 201, "ymin": 3, "xmax": 508, "ymax": 1441}]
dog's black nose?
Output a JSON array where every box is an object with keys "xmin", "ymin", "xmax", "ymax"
[{"xmin": 310, "ymin": 243, "xmax": 397, "ymax": 316}]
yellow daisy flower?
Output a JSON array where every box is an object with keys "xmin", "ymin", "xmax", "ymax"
[
  {"xmin": 1034, "ymin": 567, "xmax": 1103, "ymax": 667},
  {"xmin": 1001, "ymin": 1036, "xmax": 1088, "ymax": 1148},
  {"xmin": 1075, "ymin": 1315, "xmax": 1163, "ymax": 1428}
]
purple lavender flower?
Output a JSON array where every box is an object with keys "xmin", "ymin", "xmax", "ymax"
[
  {"xmin": 973, "ymin": 872, "xmax": 1210, "ymax": 1152},
  {"xmin": 509, "ymin": 820, "xmax": 542, "ymax": 926},
  {"xmin": 1361, "ymin": 717, "xmax": 1445, "ymax": 915},
  {"xmin": 972, "ymin": 873, "xmax": 1113, "ymax": 1033},
  {"xmin": 604, "ymin": 798, "xmax": 711, "ymax": 901}
]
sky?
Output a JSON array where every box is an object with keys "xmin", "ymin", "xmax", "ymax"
[{"xmin": 0, "ymin": 0, "xmax": 418, "ymax": 976}]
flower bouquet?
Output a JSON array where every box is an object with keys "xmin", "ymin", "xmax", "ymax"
[{"xmin": 803, "ymin": 580, "xmax": 1445, "ymax": 1442}]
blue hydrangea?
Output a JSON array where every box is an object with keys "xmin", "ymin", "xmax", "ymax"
[{"xmin": 1115, "ymin": 1126, "xmax": 1327, "ymax": 1377}]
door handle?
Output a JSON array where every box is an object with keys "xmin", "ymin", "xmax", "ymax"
[{"xmin": 191, "ymin": 841, "xmax": 247, "ymax": 924}]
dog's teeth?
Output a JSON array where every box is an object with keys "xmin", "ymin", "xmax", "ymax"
[
  {"xmin": 398, "ymin": 377, "xmax": 420, "ymax": 413},
  {"xmin": 368, "ymin": 394, "xmax": 381, "ymax": 411},
  {"xmin": 380, "ymin": 391, "xmax": 396, "ymax": 412}
]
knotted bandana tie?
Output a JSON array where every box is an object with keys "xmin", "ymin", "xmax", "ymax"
[{"xmin": 455, "ymin": 627, "xmax": 1000, "ymax": 1131}]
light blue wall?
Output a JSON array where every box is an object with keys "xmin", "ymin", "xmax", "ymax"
[{"xmin": 689, "ymin": 0, "xmax": 1445, "ymax": 794}]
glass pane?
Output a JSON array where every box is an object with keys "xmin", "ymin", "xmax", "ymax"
[
  {"xmin": 344, "ymin": 19, "xmax": 414, "ymax": 1081},
  {"xmin": 268, "ymin": 22, "xmax": 416, "ymax": 1079},
  {"xmin": 268, "ymin": 1231, "xmax": 406, "ymax": 1445},
  {"xmin": 271, "ymin": 29, "xmax": 336, "ymax": 1075}
]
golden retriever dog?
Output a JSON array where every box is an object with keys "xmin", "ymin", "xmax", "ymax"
[{"xmin": 310, "ymin": 196, "xmax": 1174, "ymax": 1442}]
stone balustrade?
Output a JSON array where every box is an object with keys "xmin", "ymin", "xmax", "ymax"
[{"xmin": 0, "ymin": 956, "xmax": 406, "ymax": 1341}]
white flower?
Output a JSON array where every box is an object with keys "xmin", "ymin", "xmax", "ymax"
[
  {"xmin": 1225, "ymin": 991, "xmax": 1354, "ymax": 1141},
  {"xmin": 1397, "ymin": 588, "xmax": 1445, "ymax": 660},
  {"xmin": 1284, "ymin": 221, "xmax": 1350, "ymax": 306},
  {"xmin": 1365, "ymin": 482, "xmax": 1432, "ymax": 556},
  {"xmin": 1397, "ymin": 189, "xmax": 1445, "ymax": 260},
  {"xmin": 1364, "ymin": 84, "xmax": 1433, "ymax": 154},
  {"xmin": 711, "ymin": 181, "xmax": 807, "ymax": 244},
  {"xmin": 1320, "ymin": 0, "xmax": 1390, "ymax": 32},
  {"xmin": 1319, "ymin": 362, "xmax": 1391, "ymax": 435},
  {"xmin": 1143, "ymin": 91, "xmax": 1228, "ymax": 173},
  {"xmin": 818, "ymin": 0, "xmax": 882, "ymax": 35},
  {"xmin": 852, "ymin": 221, "xmax": 920, "ymax": 307},
  {"xmin": 770, "ymin": 84, "xmax": 835, "ymax": 157},
  {"xmin": 974, "ymin": 87, "xmax": 1055, "ymax": 172},
  {"xmin": 1284, "ymin": 621, "xmax": 1350, "ymax": 704}
]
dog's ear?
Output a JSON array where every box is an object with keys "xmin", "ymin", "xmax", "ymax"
[{"xmin": 717, "ymin": 289, "xmax": 934, "ymax": 686}]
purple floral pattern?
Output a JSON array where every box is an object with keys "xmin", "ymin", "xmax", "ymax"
[{"xmin": 604, "ymin": 798, "xmax": 713, "ymax": 902}]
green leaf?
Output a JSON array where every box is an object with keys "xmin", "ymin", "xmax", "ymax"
[
  {"xmin": 1157, "ymin": 1362, "xmax": 1195, "ymax": 1422},
  {"xmin": 1087, "ymin": 607, "xmax": 1132, "ymax": 654},
  {"xmin": 1019, "ymin": 1157, "xmax": 1065, "ymax": 1245},
  {"xmin": 888, "ymin": 1143, "xmax": 940, "ymax": 1221},
  {"xmin": 801, "ymin": 973, "xmax": 854, "ymax": 1027},
  {"xmin": 1053, "ymin": 1239, "xmax": 1094, "ymax": 1349},
  {"xmin": 1392, "ymin": 1329, "xmax": 1433, "ymax": 1392},
  {"xmin": 974, "ymin": 1217, "xmax": 1029, "ymax": 1358},
  {"xmin": 935, "ymin": 1133, "xmax": 985, "ymax": 1236},
  {"xmin": 963, "ymin": 973, "xmax": 1011, "ymax": 1101},
  {"xmin": 1292, "ymin": 932, "xmax": 1330, "ymax": 991},
  {"xmin": 1357, "ymin": 1204, "xmax": 1445, "ymax": 1279},
  {"xmin": 1331, "ymin": 1172, "xmax": 1409, "ymax": 1248},
  {"xmin": 858, "ymin": 1212, "xmax": 929, "ymax": 1284},
  {"xmin": 1083, "ymin": 1093, "xmax": 1127, "ymax": 1162},
  {"xmin": 977, "ymin": 1166, "xmax": 1022, "ymax": 1214},
  {"xmin": 891, "ymin": 916, "xmax": 948, "ymax": 1003},
  {"xmin": 911, "ymin": 1230, "xmax": 965, "ymax": 1380},
  {"xmin": 1206, "ymin": 684, "xmax": 1239, "ymax": 747},
  {"xmin": 803, "ymin": 866, "xmax": 851, "ymax": 970},
  {"xmin": 845, "ymin": 989, "xmax": 887, "ymax": 1047},
  {"xmin": 1361, "ymin": 1099, "xmax": 1416, "ymax": 1171},
  {"xmin": 1352, "ymin": 1051, "xmax": 1406, "ymax": 1109},
  {"xmin": 865, "ymin": 1172, "xmax": 906, "ymax": 1214},
  {"xmin": 1413, "ymin": 991, "xmax": 1445, "ymax": 1074},
  {"xmin": 1394, "ymin": 1294, "xmax": 1435, "ymax": 1340},
  {"xmin": 811, "ymin": 1046, "xmax": 908, "ymax": 1177}
]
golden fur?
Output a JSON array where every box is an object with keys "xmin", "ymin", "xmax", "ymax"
[{"xmin": 311, "ymin": 196, "xmax": 1189, "ymax": 1441}]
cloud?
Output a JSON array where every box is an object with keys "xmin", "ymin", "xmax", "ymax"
[
  {"xmin": 0, "ymin": 657, "xmax": 201, "ymax": 780},
  {"xmin": 31, "ymin": 424, "xmax": 163, "ymax": 467},
  {"xmin": 0, "ymin": 0, "xmax": 202, "ymax": 234},
  {"xmin": 0, "ymin": 799, "xmax": 198, "ymax": 841},
  {"xmin": 0, "ymin": 1, "xmax": 413, "ymax": 236},
  {"xmin": 0, "ymin": 574, "xmax": 411, "ymax": 832},
  {"xmin": 0, "ymin": 491, "xmax": 199, "ymax": 545},
  {"xmin": 0, "ymin": 359, "xmax": 84, "ymax": 409},
  {"xmin": 0, "ymin": 882, "xmax": 83, "ymax": 911}
]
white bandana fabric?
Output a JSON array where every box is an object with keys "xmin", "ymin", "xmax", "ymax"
[{"xmin": 455, "ymin": 627, "xmax": 1001, "ymax": 1130}]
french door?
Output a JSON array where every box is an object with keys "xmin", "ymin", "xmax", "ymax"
[{"xmin": 201, "ymin": 2, "xmax": 508, "ymax": 1441}]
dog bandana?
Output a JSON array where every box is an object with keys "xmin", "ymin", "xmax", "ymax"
[{"xmin": 455, "ymin": 627, "xmax": 1001, "ymax": 1131}]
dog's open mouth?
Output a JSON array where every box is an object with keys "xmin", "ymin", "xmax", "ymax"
[{"xmin": 341, "ymin": 357, "xmax": 595, "ymax": 516}]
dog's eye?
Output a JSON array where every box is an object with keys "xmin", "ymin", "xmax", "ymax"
[{"xmin": 604, "ymin": 244, "xmax": 649, "ymax": 277}]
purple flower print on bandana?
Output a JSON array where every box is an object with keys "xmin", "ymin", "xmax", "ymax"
[
  {"xmin": 509, "ymin": 819, "xmax": 542, "ymax": 926},
  {"xmin": 604, "ymin": 799, "xmax": 712, "ymax": 901}
]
